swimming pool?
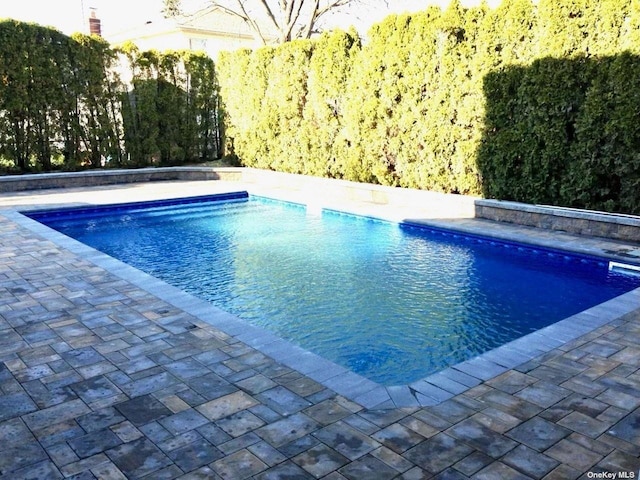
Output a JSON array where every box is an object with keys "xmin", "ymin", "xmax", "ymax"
[{"xmin": 27, "ymin": 193, "xmax": 640, "ymax": 385}]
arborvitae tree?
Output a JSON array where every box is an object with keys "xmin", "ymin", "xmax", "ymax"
[
  {"xmin": 5, "ymin": 2, "xmax": 640, "ymax": 213},
  {"xmin": 215, "ymin": 0, "xmax": 640, "ymax": 214},
  {"xmin": 183, "ymin": 51, "xmax": 222, "ymax": 161},
  {"xmin": 621, "ymin": 0, "xmax": 640, "ymax": 51},
  {"xmin": 0, "ymin": 19, "xmax": 221, "ymax": 172},
  {"xmin": 259, "ymin": 40, "xmax": 314, "ymax": 172},
  {"xmin": 0, "ymin": 21, "xmax": 45, "ymax": 170},
  {"xmin": 216, "ymin": 48, "xmax": 253, "ymax": 163},
  {"xmin": 120, "ymin": 44, "xmax": 161, "ymax": 165},
  {"xmin": 300, "ymin": 29, "xmax": 359, "ymax": 177},
  {"xmin": 497, "ymin": 58, "xmax": 591, "ymax": 204},
  {"xmin": 562, "ymin": 53, "xmax": 640, "ymax": 212},
  {"xmin": 338, "ymin": 17, "xmax": 384, "ymax": 184},
  {"xmin": 27, "ymin": 27, "xmax": 65, "ymax": 171},
  {"xmin": 482, "ymin": 0, "xmax": 536, "ymax": 68},
  {"xmin": 156, "ymin": 51, "xmax": 187, "ymax": 164},
  {"xmin": 478, "ymin": 0, "xmax": 640, "ymax": 213},
  {"xmin": 342, "ymin": 13, "xmax": 416, "ymax": 186},
  {"xmin": 591, "ymin": 0, "xmax": 632, "ymax": 56},
  {"xmin": 119, "ymin": 45, "xmax": 221, "ymax": 166},
  {"xmin": 394, "ymin": 9, "xmax": 448, "ymax": 190},
  {"xmin": 68, "ymin": 33, "xmax": 123, "ymax": 168},
  {"xmin": 0, "ymin": 21, "xmax": 120, "ymax": 171},
  {"xmin": 537, "ymin": 0, "xmax": 595, "ymax": 58},
  {"xmin": 228, "ymin": 46, "xmax": 275, "ymax": 168}
]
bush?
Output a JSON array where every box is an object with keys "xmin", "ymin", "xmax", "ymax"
[
  {"xmin": 0, "ymin": 23, "xmax": 222, "ymax": 172},
  {"xmin": 217, "ymin": 0, "xmax": 640, "ymax": 213}
]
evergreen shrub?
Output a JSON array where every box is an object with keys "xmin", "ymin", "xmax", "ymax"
[
  {"xmin": 217, "ymin": 0, "xmax": 640, "ymax": 213},
  {"xmin": 0, "ymin": 21, "xmax": 222, "ymax": 171}
]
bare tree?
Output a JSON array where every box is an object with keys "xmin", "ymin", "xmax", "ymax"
[{"xmin": 164, "ymin": 0, "xmax": 366, "ymax": 44}]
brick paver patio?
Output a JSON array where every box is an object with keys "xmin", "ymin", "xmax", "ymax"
[{"xmin": 1, "ymin": 181, "xmax": 639, "ymax": 479}]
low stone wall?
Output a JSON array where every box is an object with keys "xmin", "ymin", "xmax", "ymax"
[
  {"xmin": 0, "ymin": 167, "xmax": 242, "ymax": 192},
  {"xmin": 239, "ymin": 168, "xmax": 477, "ymax": 218},
  {"xmin": 1, "ymin": 167, "xmax": 639, "ymax": 243},
  {"xmin": 476, "ymin": 199, "xmax": 640, "ymax": 243}
]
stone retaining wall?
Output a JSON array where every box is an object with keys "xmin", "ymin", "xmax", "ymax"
[
  {"xmin": 0, "ymin": 167, "xmax": 241, "ymax": 192},
  {"xmin": 475, "ymin": 199, "xmax": 640, "ymax": 243},
  {"xmin": 240, "ymin": 168, "xmax": 478, "ymax": 218}
]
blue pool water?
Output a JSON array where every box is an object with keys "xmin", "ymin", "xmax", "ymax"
[{"xmin": 29, "ymin": 193, "xmax": 640, "ymax": 385}]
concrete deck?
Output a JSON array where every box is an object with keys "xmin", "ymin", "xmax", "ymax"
[{"xmin": 1, "ymin": 180, "xmax": 640, "ymax": 479}]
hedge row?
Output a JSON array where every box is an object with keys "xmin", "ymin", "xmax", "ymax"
[
  {"xmin": 218, "ymin": 0, "xmax": 640, "ymax": 213},
  {"xmin": 120, "ymin": 45, "xmax": 222, "ymax": 166},
  {"xmin": 2, "ymin": 1, "xmax": 640, "ymax": 213},
  {"xmin": 0, "ymin": 20, "xmax": 221, "ymax": 172}
]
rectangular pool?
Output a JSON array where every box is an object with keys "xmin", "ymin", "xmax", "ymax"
[{"xmin": 27, "ymin": 192, "xmax": 640, "ymax": 386}]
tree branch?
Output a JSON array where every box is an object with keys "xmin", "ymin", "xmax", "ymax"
[
  {"xmin": 315, "ymin": 0, "xmax": 352, "ymax": 19},
  {"xmin": 207, "ymin": 1, "xmax": 271, "ymax": 44},
  {"xmin": 299, "ymin": 0, "xmax": 319, "ymax": 39},
  {"xmin": 204, "ymin": 0, "xmax": 361, "ymax": 44}
]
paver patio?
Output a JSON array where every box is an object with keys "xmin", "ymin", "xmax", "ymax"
[{"xmin": 1, "ymin": 180, "xmax": 639, "ymax": 479}]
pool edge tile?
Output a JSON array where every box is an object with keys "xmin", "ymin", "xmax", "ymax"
[
  {"xmin": 386, "ymin": 386, "xmax": 420, "ymax": 408},
  {"xmin": 422, "ymin": 372, "xmax": 472, "ymax": 395},
  {"xmin": 354, "ymin": 387, "xmax": 393, "ymax": 409},
  {"xmin": 409, "ymin": 381, "xmax": 455, "ymax": 403}
]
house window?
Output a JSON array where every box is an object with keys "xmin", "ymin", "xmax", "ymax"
[{"xmin": 189, "ymin": 38, "xmax": 207, "ymax": 51}]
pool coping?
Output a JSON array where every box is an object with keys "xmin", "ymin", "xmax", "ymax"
[
  {"xmin": 4, "ymin": 166, "xmax": 640, "ymax": 244},
  {"xmin": 5, "ymin": 188, "xmax": 640, "ymax": 410}
]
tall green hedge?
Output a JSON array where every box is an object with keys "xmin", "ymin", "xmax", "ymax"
[
  {"xmin": 217, "ymin": 0, "xmax": 640, "ymax": 213},
  {"xmin": 0, "ymin": 21, "xmax": 221, "ymax": 172},
  {"xmin": 3, "ymin": 2, "xmax": 640, "ymax": 214},
  {"xmin": 479, "ymin": 0, "xmax": 640, "ymax": 213},
  {"xmin": 120, "ymin": 44, "xmax": 222, "ymax": 166}
]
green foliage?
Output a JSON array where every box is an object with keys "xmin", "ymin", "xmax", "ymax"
[
  {"xmin": 183, "ymin": 51, "xmax": 223, "ymax": 161},
  {"xmin": 341, "ymin": 13, "xmax": 416, "ymax": 185},
  {"xmin": 68, "ymin": 33, "xmax": 124, "ymax": 168},
  {"xmin": 216, "ymin": 0, "xmax": 640, "ymax": 213},
  {"xmin": 0, "ymin": 20, "xmax": 69, "ymax": 171},
  {"xmin": 257, "ymin": 40, "xmax": 314, "ymax": 172},
  {"xmin": 217, "ymin": 46, "xmax": 275, "ymax": 168},
  {"xmin": 4, "ymin": 1, "xmax": 640, "ymax": 214},
  {"xmin": 562, "ymin": 53, "xmax": 640, "ymax": 212},
  {"xmin": 218, "ymin": 33, "xmax": 359, "ymax": 176},
  {"xmin": 0, "ymin": 22, "xmax": 222, "ymax": 172},
  {"xmin": 480, "ymin": 58, "xmax": 590, "ymax": 204},
  {"xmin": 479, "ymin": 0, "xmax": 640, "ymax": 213},
  {"xmin": 302, "ymin": 29, "xmax": 360, "ymax": 178},
  {"xmin": 481, "ymin": 53, "xmax": 640, "ymax": 214}
]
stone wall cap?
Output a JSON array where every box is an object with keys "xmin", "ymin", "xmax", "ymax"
[{"xmin": 476, "ymin": 198, "xmax": 640, "ymax": 227}]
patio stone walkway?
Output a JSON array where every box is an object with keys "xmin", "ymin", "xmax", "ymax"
[{"xmin": 1, "ymin": 183, "xmax": 640, "ymax": 479}]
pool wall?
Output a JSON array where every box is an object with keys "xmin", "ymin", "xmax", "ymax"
[{"xmin": 2, "ymin": 167, "xmax": 639, "ymax": 244}]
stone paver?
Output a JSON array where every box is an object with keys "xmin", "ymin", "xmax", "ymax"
[
  {"xmin": 506, "ymin": 417, "xmax": 572, "ymax": 452},
  {"xmin": 0, "ymin": 180, "xmax": 639, "ymax": 479}
]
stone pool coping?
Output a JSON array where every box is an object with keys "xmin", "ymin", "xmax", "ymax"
[
  {"xmin": 3, "ymin": 166, "xmax": 640, "ymax": 244},
  {"xmin": 3, "ymin": 175, "xmax": 639, "ymax": 409}
]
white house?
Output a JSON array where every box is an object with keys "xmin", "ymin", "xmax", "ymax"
[{"xmin": 106, "ymin": 5, "xmax": 278, "ymax": 59}]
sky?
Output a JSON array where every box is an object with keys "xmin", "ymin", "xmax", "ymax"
[{"xmin": 0, "ymin": 0, "xmax": 498, "ymax": 38}]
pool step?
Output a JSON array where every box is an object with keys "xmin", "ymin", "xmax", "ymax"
[{"xmin": 609, "ymin": 261, "xmax": 640, "ymax": 277}]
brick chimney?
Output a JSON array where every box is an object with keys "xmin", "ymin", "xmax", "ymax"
[{"xmin": 89, "ymin": 8, "xmax": 102, "ymax": 36}]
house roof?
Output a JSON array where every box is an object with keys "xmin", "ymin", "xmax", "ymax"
[
  {"xmin": 107, "ymin": 4, "xmax": 278, "ymax": 46},
  {"xmin": 174, "ymin": 4, "xmax": 278, "ymax": 40}
]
